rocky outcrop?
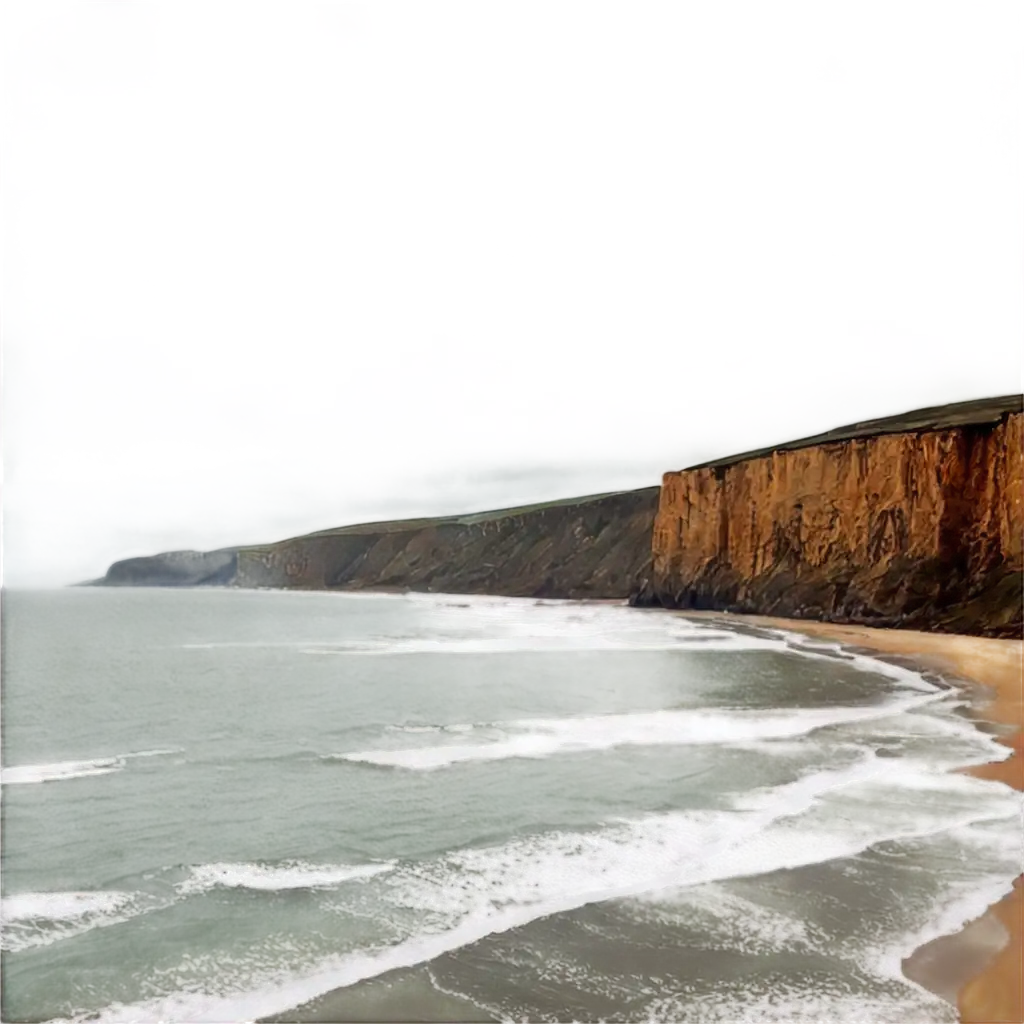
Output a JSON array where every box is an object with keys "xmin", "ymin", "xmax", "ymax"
[
  {"xmin": 92, "ymin": 489, "xmax": 660, "ymax": 600},
  {"xmin": 633, "ymin": 396, "xmax": 1023, "ymax": 638}
]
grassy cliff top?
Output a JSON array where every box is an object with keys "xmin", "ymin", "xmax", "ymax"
[
  {"xmin": 684, "ymin": 394, "xmax": 1023, "ymax": 473},
  {"xmin": 240, "ymin": 486, "xmax": 661, "ymax": 551}
]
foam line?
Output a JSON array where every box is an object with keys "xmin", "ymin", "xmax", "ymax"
[
  {"xmin": 1, "ymin": 748, "xmax": 184, "ymax": 785},
  {"xmin": 178, "ymin": 861, "xmax": 394, "ymax": 895},
  {"xmin": 1, "ymin": 891, "xmax": 153, "ymax": 953},
  {"xmin": 62, "ymin": 756, "xmax": 1020, "ymax": 1023},
  {"xmin": 336, "ymin": 692, "xmax": 948, "ymax": 770}
]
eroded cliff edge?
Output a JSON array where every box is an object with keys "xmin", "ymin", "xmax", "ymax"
[{"xmin": 632, "ymin": 395, "xmax": 1023, "ymax": 638}]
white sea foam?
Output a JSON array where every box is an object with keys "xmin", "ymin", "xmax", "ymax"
[
  {"xmin": 178, "ymin": 861, "xmax": 395, "ymax": 895},
  {"xmin": 1, "ymin": 891, "xmax": 148, "ymax": 952},
  {"xmin": 62, "ymin": 753, "xmax": 1020, "ymax": 1024},
  {"xmin": 875, "ymin": 871, "xmax": 1018, "ymax": 983},
  {"xmin": 1, "ymin": 757, "xmax": 125, "ymax": 784},
  {"xmin": 300, "ymin": 632, "xmax": 773, "ymax": 656},
  {"xmin": 866, "ymin": 767, "xmax": 1011, "ymax": 795},
  {"xmin": 2, "ymin": 861, "xmax": 395, "ymax": 954},
  {"xmin": 1, "ymin": 747, "xmax": 184, "ymax": 785},
  {"xmin": 337, "ymin": 692, "xmax": 948, "ymax": 770},
  {"xmin": 2, "ymin": 891, "xmax": 134, "ymax": 923},
  {"xmin": 186, "ymin": 602, "xmax": 781, "ymax": 656},
  {"xmin": 432, "ymin": 605, "xmax": 764, "ymax": 652}
]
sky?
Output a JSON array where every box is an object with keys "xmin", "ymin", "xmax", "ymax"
[{"xmin": 2, "ymin": 1, "xmax": 1022, "ymax": 586}]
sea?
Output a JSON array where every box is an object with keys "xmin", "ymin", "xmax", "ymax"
[{"xmin": 1, "ymin": 587, "xmax": 1021, "ymax": 1023}]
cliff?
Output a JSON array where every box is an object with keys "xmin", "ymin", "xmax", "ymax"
[
  {"xmin": 234, "ymin": 488, "xmax": 659, "ymax": 597},
  {"xmin": 90, "ymin": 488, "xmax": 660, "ymax": 600},
  {"xmin": 97, "ymin": 549, "xmax": 238, "ymax": 587},
  {"xmin": 633, "ymin": 395, "xmax": 1023, "ymax": 639}
]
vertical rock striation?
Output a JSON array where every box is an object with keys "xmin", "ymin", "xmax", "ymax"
[{"xmin": 633, "ymin": 396, "xmax": 1023, "ymax": 638}]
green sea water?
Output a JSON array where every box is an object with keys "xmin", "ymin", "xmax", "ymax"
[{"xmin": 1, "ymin": 588, "xmax": 1019, "ymax": 1022}]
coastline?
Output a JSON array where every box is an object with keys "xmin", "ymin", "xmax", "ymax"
[
  {"xmin": 683, "ymin": 611, "xmax": 1022, "ymax": 1024},
  {"xmin": 261, "ymin": 602, "xmax": 1022, "ymax": 1024}
]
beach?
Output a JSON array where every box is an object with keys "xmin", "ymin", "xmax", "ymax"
[{"xmin": 695, "ymin": 613, "xmax": 1023, "ymax": 1024}]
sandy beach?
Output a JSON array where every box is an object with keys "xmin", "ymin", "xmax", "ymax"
[{"xmin": 693, "ymin": 612, "xmax": 1023, "ymax": 1024}]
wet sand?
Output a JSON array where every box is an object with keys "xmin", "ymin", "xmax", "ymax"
[{"xmin": 690, "ymin": 612, "xmax": 1022, "ymax": 1024}]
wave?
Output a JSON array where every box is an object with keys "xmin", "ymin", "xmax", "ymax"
[
  {"xmin": 1, "ymin": 891, "xmax": 151, "ymax": 952},
  {"xmin": 1, "ymin": 758, "xmax": 125, "ymax": 785},
  {"xmin": 61, "ymin": 754, "xmax": 1020, "ymax": 1024},
  {"xmin": 2, "ymin": 891, "xmax": 134, "ymax": 923},
  {"xmin": 1, "ymin": 748, "xmax": 183, "ymax": 785},
  {"xmin": 299, "ymin": 631, "xmax": 773, "ymax": 656},
  {"xmin": 2, "ymin": 859, "xmax": 393, "ymax": 952},
  {"xmin": 182, "ymin": 605, "xmax": 776, "ymax": 657},
  {"xmin": 177, "ymin": 595, "xmax": 935, "ymax": 681},
  {"xmin": 334, "ymin": 692, "xmax": 948, "ymax": 770},
  {"xmin": 177, "ymin": 860, "xmax": 395, "ymax": 895}
]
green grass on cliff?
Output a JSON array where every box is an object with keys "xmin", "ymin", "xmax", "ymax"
[
  {"xmin": 239, "ymin": 488, "xmax": 660, "ymax": 552},
  {"xmin": 687, "ymin": 394, "xmax": 1022, "ymax": 471}
]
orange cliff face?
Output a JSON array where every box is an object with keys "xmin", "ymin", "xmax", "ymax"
[{"xmin": 633, "ymin": 399, "xmax": 1023, "ymax": 638}]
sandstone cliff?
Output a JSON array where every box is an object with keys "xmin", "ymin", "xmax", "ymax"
[
  {"xmin": 91, "ymin": 488, "xmax": 660, "ymax": 600},
  {"xmin": 633, "ymin": 396, "xmax": 1023, "ymax": 638}
]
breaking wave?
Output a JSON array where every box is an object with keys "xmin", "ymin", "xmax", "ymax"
[
  {"xmin": 333, "ymin": 692, "xmax": 948, "ymax": 770},
  {"xmin": 1, "ymin": 891, "xmax": 153, "ymax": 952},
  {"xmin": 57, "ymin": 753, "xmax": 1020, "ymax": 1024},
  {"xmin": 1, "ymin": 859, "xmax": 395, "ymax": 954},
  {"xmin": 1, "ymin": 748, "xmax": 183, "ymax": 785},
  {"xmin": 178, "ymin": 861, "xmax": 394, "ymax": 895}
]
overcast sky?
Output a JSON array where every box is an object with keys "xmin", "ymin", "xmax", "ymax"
[{"xmin": 3, "ymin": 1, "xmax": 1022, "ymax": 586}]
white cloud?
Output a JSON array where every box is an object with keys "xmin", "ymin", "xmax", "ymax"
[{"xmin": 3, "ymin": 0, "xmax": 1022, "ymax": 585}]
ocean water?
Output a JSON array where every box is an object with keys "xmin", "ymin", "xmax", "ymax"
[{"xmin": 1, "ymin": 588, "xmax": 1020, "ymax": 1023}]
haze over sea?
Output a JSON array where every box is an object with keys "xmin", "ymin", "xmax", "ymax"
[{"xmin": 1, "ymin": 588, "xmax": 1020, "ymax": 1023}]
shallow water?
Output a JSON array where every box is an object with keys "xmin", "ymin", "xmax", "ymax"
[{"xmin": 1, "ymin": 588, "xmax": 1019, "ymax": 1022}]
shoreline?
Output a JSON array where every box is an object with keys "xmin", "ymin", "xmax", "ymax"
[
  {"xmin": 264, "ymin": 599, "xmax": 1022, "ymax": 1024},
  {"xmin": 684, "ymin": 611, "xmax": 1022, "ymax": 1024}
]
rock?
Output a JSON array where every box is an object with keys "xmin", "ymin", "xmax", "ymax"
[{"xmin": 634, "ymin": 395, "xmax": 1023, "ymax": 638}]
